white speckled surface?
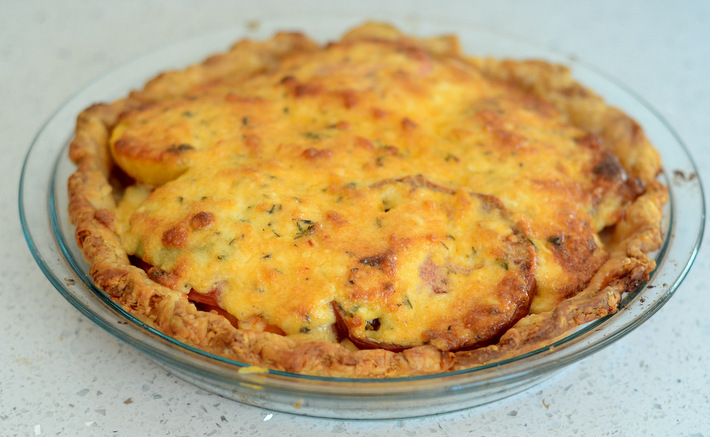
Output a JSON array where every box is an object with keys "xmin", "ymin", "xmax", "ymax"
[{"xmin": 2, "ymin": 1, "xmax": 709, "ymax": 435}]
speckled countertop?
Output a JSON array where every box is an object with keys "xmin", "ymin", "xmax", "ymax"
[{"xmin": 2, "ymin": 1, "xmax": 709, "ymax": 435}]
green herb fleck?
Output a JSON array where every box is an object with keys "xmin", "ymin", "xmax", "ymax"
[
  {"xmin": 302, "ymin": 131, "xmax": 320, "ymax": 140},
  {"xmin": 294, "ymin": 219, "xmax": 316, "ymax": 239},
  {"xmin": 444, "ymin": 153, "xmax": 460, "ymax": 162},
  {"xmin": 167, "ymin": 143, "xmax": 194, "ymax": 153},
  {"xmin": 526, "ymin": 236, "xmax": 537, "ymax": 248}
]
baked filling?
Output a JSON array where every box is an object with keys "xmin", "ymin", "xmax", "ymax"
[{"xmin": 68, "ymin": 22, "xmax": 667, "ymax": 377}]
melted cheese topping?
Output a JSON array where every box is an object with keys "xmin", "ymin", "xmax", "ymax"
[{"xmin": 112, "ymin": 25, "xmax": 631, "ymax": 350}]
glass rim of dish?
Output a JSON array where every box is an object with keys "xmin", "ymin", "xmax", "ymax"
[{"xmin": 18, "ymin": 15, "xmax": 705, "ymax": 416}]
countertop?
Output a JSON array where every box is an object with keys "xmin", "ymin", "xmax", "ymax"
[{"xmin": 2, "ymin": 1, "xmax": 709, "ymax": 435}]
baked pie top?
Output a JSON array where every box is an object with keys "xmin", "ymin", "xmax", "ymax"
[{"xmin": 68, "ymin": 22, "xmax": 667, "ymax": 377}]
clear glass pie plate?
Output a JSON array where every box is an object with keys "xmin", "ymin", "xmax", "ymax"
[{"xmin": 19, "ymin": 15, "xmax": 704, "ymax": 419}]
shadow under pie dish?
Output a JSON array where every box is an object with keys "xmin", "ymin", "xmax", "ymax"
[{"xmin": 65, "ymin": 21, "xmax": 670, "ymax": 380}]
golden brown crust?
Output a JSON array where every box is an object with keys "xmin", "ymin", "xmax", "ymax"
[{"xmin": 68, "ymin": 22, "xmax": 667, "ymax": 377}]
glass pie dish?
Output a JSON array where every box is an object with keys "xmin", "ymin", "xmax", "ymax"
[{"xmin": 20, "ymin": 16, "xmax": 704, "ymax": 419}]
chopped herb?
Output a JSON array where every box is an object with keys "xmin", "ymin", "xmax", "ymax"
[
  {"xmin": 444, "ymin": 153, "xmax": 460, "ymax": 162},
  {"xmin": 498, "ymin": 258, "xmax": 509, "ymax": 270},
  {"xmin": 293, "ymin": 219, "xmax": 316, "ymax": 239},
  {"xmin": 403, "ymin": 295, "xmax": 413, "ymax": 308},
  {"xmin": 334, "ymin": 301, "xmax": 356, "ymax": 318},
  {"xmin": 300, "ymin": 327, "xmax": 310, "ymax": 333},
  {"xmin": 167, "ymin": 143, "xmax": 194, "ymax": 153},
  {"xmin": 446, "ymin": 234, "xmax": 456, "ymax": 240},
  {"xmin": 262, "ymin": 254, "xmax": 272, "ymax": 259},
  {"xmin": 302, "ymin": 131, "xmax": 321, "ymax": 140},
  {"xmin": 272, "ymin": 230, "xmax": 281, "ymax": 238},
  {"xmin": 242, "ymin": 116, "xmax": 249, "ymax": 126},
  {"xmin": 376, "ymin": 217, "xmax": 382, "ymax": 228}
]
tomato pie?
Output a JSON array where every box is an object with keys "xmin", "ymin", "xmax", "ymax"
[{"xmin": 68, "ymin": 22, "xmax": 667, "ymax": 377}]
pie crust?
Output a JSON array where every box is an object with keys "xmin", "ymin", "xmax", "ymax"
[{"xmin": 68, "ymin": 22, "xmax": 667, "ymax": 377}]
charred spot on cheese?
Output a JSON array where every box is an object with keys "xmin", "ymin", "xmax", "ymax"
[
  {"xmin": 189, "ymin": 211, "xmax": 215, "ymax": 229},
  {"xmin": 161, "ymin": 226, "xmax": 188, "ymax": 249},
  {"xmin": 301, "ymin": 147, "xmax": 333, "ymax": 160}
]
